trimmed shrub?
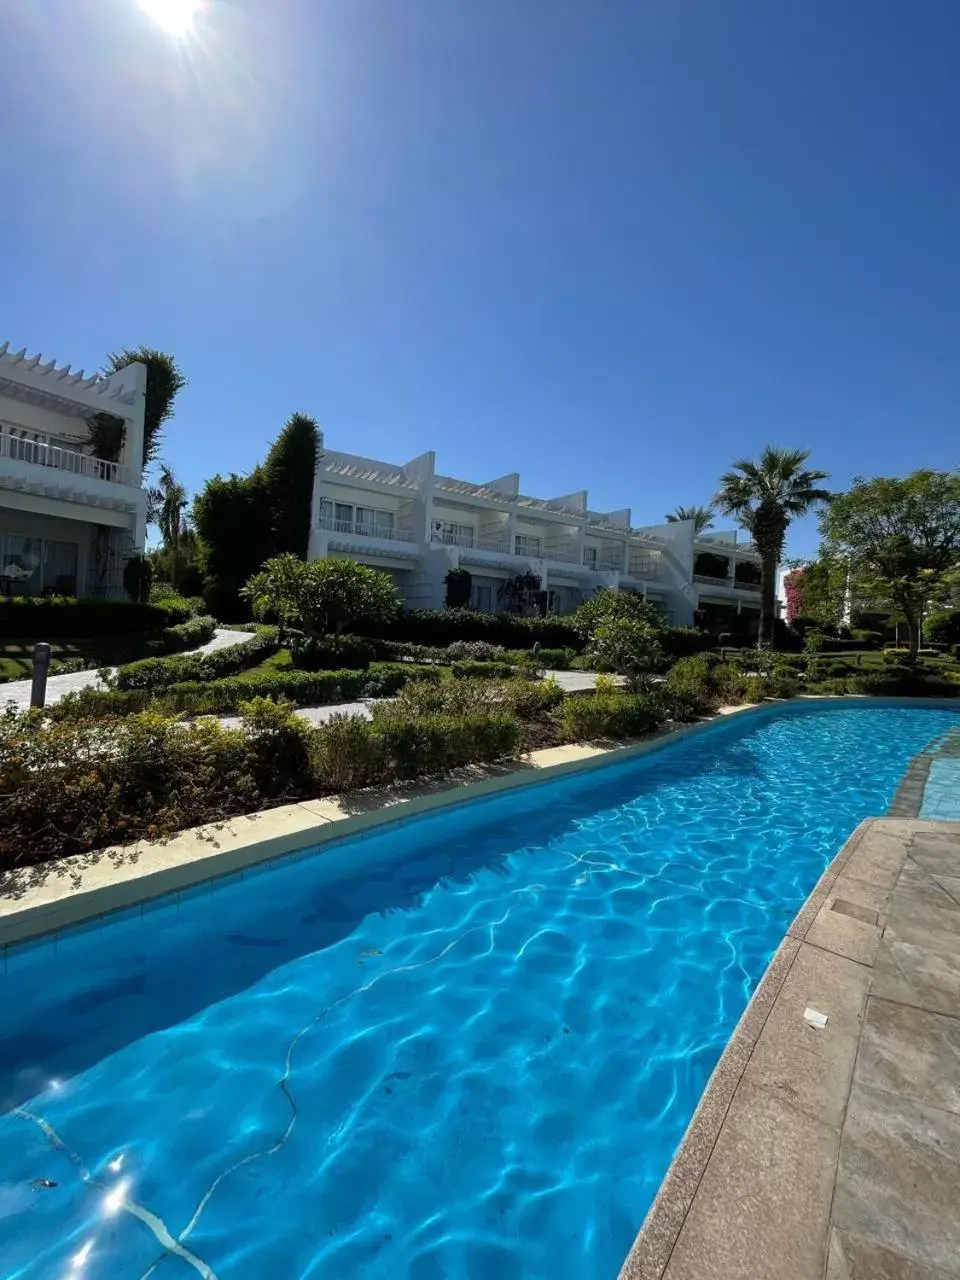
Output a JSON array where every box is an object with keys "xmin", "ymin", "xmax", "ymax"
[
  {"xmin": 109, "ymin": 628, "xmax": 278, "ymax": 691},
  {"xmin": 0, "ymin": 596, "xmax": 192, "ymax": 639},
  {"xmin": 290, "ymin": 633, "xmax": 375, "ymax": 671},
  {"xmin": 369, "ymin": 706, "xmax": 521, "ymax": 778},
  {"xmin": 445, "ymin": 640, "xmax": 506, "ymax": 661},
  {"xmin": 661, "ymin": 653, "xmax": 724, "ymax": 720},
  {"xmin": 561, "ymin": 691, "xmax": 663, "ymax": 740},
  {"xmin": 812, "ymin": 667, "xmax": 960, "ymax": 699},
  {"xmin": 356, "ymin": 608, "xmax": 581, "ymax": 651},
  {"xmin": 451, "ymin": 659, "xmax": 518, "ymax": 680},
  {"xmin": 52, "ymin": 660, "xmax": 440, "ymax": 719},
  {"xmin": 159, "ymin": 614, "xmax": 217, "ymax": 654}
]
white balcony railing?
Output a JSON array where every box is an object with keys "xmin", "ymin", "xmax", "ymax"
[
  {"xmin": 320, "ymin": 516, "xmax": 415, "ymax": 542},
  {"xmin": 628, "ymin": 557, "xmax": 659, "ymax": 578},
  {"xmin": 514, "ymin": 536, "xmax": 543, "ymax": 557},
  {"xmin": 694, "ymin": 573, "xmax": 731, "ymax": 587},
  {"xmin": 735, "ymin": 579, "xmax": 762, "ymax": 592},
  {"xmin": 545, "ymin": 546, "xmax": 581, "ymax": 565},
  {"xmin": 1, "ymin": 424, "xmax": 128, "ymax": 485},
  {"xmin": 475, "ymin": 537, "xmax": 510, "ymax": 553},
  {"xmin": 438, "ymin": 531, "xmax": 476, "ymax": 548}
]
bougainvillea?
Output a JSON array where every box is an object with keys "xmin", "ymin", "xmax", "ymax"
[{"xmin": 783, "ymin": 568, "xmax": 806, "ymax": 625}]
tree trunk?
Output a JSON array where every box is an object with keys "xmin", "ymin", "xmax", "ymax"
[
  {"xmin": 906, "ymin": 616, "xmax": 920, "ymax": 662},
  {"xmin": 760, "ymin": 551, "xmax": 777, "ymax": 645}
]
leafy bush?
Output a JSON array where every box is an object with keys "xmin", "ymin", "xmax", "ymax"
[
  {"xmin": 850, "ymin": 628, "xmax": 884, "ymax": 648},
  {"xmin": 159, "ymin": 614, "xmax": 217, "ymax": 654},
  {"xmin": 804, "ymin": 630, "xmax": 826, "ymax": 654},
  {"xmin": 357, "ymin": 608, "xmax": 581, "ymax": 651},
  {"xmin": 0, "ymin": 597, "xmax": 192, "ymax": 639},
  {"xmin": 290, "ymin": 633, "xmax": 375, "ymax": 671},
  {"xmin": 661, "ymin": 653, "xmax": 725, "ymax": 720},
  {"xmin": 369, "ymin": 705, "xmax": 521, "ymax": 778},
  {"xmin": 53, "ymin": 660, "xmax": 440, "ymax": 719},
  {"xmin": 561, "ymin": 691, "xmax": 663, "ymax": 740},
  {"xmin": 243, "ymin": 554, "xmax": 400, "ymax": 635},
  {"xmin": 446, "ymin": 640, "xmax": 506, "ymax": 661},
  {"xmin": 444, "ymin": 567, "xmax": 473, "ymax": 609},
  {"xmin": 661, "ymin": 627, "xmax": 713, "ymax": 658},
  {"xmin": 812, "ymin": 667, "xmax": 960, "ymax": 698},
  {"xmin": 0, "ymin": 695, "xmax": 523, "ymax": 868},
  {"xmin": 586, "ymin": 618, "xmax": 663, "ymax": 678},
  {"xmin": 109, "ymin": 628, "xmax": 278, "ymax": 691},
  {"xmin": 924, "ymin": 609, "xmax": 960, "ymax": 645},
  {"xmin": 391, "ymin": 674, "xmax": 563, "ymax": 721},
  {"xmin": 123, "ymin": 553, "xmax": 153, "ymax": 603},
  {"xmin": 572, "ymin": 589, "xmax": 664, "ymax": 639},
  {"xmin": 451, "ymin": 659, "xmax": 519, "ymax": 680}
]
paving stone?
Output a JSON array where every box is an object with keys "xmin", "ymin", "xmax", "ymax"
[
  {"xmin": 856, "ymin": 998, "xmax": 960, "ymax": 1117},
  {"xmin": 662, "ymin": 1080, "xmax": 837, "ymax": 1280},
  {"xmin": 742, "ymin": 943, "xmax": 870, "ymax": 1127},
  {"xmin": 911, "ymin": 832, "xmax": 960, "ymax": 877},
  {"xmin": 833, "ymin": 1081, "xmax": 960, "ymax": 1275},
  {"xmin": 872, "ymin": 919, "xmax": 960, "ymax": 1017},
  {"xmin": 826, "ymin": 1228, "xmax": 956, "ymax": 1280},
  {"xmin": 897, "ymin": 860, "xmax": 960, "ymax": 914}
]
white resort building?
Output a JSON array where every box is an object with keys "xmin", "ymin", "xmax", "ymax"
[
  {"xmin": 0, "ymin": 341, "xmax": 148, "ymax": 599},
  {"xmin": 308, "ymin": 431, "xmax": 766, "ymax": 632}
]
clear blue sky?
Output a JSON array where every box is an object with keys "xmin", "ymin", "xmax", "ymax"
[{"xmin": 4, "ymin": 0, "xmax": 958, "ymax": 558}]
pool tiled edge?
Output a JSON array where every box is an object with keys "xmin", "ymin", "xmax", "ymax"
[{"xmin": 618, "ymin": 816, "xmax": 960, "ymax": 1280}]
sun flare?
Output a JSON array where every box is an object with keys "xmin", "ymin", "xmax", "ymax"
[{"xmin": 136, "ymin": 0, "xmax": 202, "ymax": 38}]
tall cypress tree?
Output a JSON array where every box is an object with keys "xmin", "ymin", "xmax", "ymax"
[{"xmin": 262, "ymin": 413, "xmax": 320, "ymax": 559}]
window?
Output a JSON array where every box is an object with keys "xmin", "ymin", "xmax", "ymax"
[
  {"xmin": 43, "ymin": 540, "xmax": 79, "ymax": 595},
  {"xmin": 470, "ymin": 583, "xmax": 493, "ymax": 612},
  {"xmin": 1, "ymin": 534, "xmax": 42, "ymax": 593},
  {"xmin": 514, "ymin": 534, "xmax": 542, "ymax": 557},
  {"xmin": 320, "ymin": 500, "xmax": 395, "ymax": 536},
  {"xmin": 0, "ymin": 534, "xmax": 79, "ymax": 595},
  {"xmin": 583, "ymin": 545, "xmax": 598, "ymax": 568},
  {"xmin": 356, "ymin": 506, "xmax": 395, "ymax": 537},
  {"xmin": 439, "ymin": 521, "xmax": 474, "ymax": 547}
]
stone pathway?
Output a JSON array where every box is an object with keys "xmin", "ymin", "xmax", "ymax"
[
  {"xmin": 621, "ymin": 816, "xmax": 960, "ymax": 1280},
  {"xmin": 0, "ymin": 628, "xmax": 256, "ymax": 710}
]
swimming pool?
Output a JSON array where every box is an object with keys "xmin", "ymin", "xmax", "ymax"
[{"xmin": 1, "ymin": 701, "xmax": 957, "ymax": 1279}]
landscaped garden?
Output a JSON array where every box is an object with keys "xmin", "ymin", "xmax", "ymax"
[{"xmin": 3, "ymin": 460, "xmax": 960, "ymax": 874}]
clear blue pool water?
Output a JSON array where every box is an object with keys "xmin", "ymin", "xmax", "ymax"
[{"xmin": 1, "ymin": 701, "xmax": 958, "ymax": 1280}]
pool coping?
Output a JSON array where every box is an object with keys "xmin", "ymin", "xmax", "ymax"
[
  {"xmin": 616, "ymin": 808, "xmax": 960, "ymax": 1280},
  {"xmin": 0, "ymin": 703, "xmax": 758, "ymax": 949},
  {"xmin": 1, "ymin": 696, "xmax": 957, "ymax": 953}
]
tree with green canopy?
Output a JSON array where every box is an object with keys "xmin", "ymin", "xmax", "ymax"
[
  {"xmin": 665, "ymin": 505, "xmax": 715, "ymax": 534},
  {"xmin": 242, "ymin": 554, "xmax": 400, "ymax": 636},
  {"xmin": 819, "ymin": 469, "xmax": 960, "ymax": 660},
  {"xmin": 716, "ymin": 447, "xmax": 830, "ymax": 645}
]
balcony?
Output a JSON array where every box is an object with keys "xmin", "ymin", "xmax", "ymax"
[
  {"xmin": 544, "ymin": 546, "xmax": 581, "ymax": 565},
  {"xmin": 514, "ymin": 535, "xmax": 543, "ymax": 558},
  {"xmin": 476, "ymin": 536, "xmax": 510, "ymax": 553},
  {"xmin": 628, "ymin": 556, "xmax": 659, "ymax": 579},
  {"xmin": 735, "ymin": 579, "xmax": 762, "ymax": 592},
  {"xmin": 1, "ymin": 424, "xmax": 129, "ymax": 485},
  {"xmin": 320, "ymin": 516, "xmax": 416, "ymax": 543},
  {"xmin": 694, "ymin": 573, "xmax": 732, "ymax": 587}
]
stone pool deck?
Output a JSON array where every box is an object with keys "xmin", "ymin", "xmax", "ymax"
[{"xmin": 620, "ymin": 816, "xmax": 960, "ymax": 1280}]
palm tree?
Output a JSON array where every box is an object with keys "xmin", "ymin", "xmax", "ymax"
[
  {"xmin": 149, "ymin": 464, "xmax": 190, "ymax": 590},
  {"xmin": 716, "ymin": 447, "xmax": 830, "ymax": 645},
  {"xmin": 665, "ymin": 504, "xmax": 715, "ymax": 535}
]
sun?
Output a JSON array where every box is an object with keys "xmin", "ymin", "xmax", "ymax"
[{"xmin": 136, "ymin": 0, "xmax": 203, "ymax": 38}]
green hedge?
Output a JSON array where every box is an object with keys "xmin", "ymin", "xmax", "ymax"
[
  {"xmin": 1, "ymin": 699, "xmax": 521, "ymax": 868},
  {"xmin": 0, "ymin": 596, "xmax": 193, "ymax": 639},
  {"xmin": 357, "ymin": 608, "xmax": 582, "ymax": 651},
  {"xmin": 158, "ymin": 615, "xmax": 217, "ymax": 655},
  {"xmin": 561, "ymin": 691, "xmax": 663, "ymax": 740},
  {"xmin": 110, "ymin": 629, "xmax": 279, "ymax": 691},
  {"xmin": 290, "ymin": 633, "xmax": 376, "ymax": 671},
  {"xmin": 450, "ymin": 659, "xmax": 519, "ymax": 680},
  {"xmin": 53, "ymin": 661, "xmax": 442, "ymax": 719}
]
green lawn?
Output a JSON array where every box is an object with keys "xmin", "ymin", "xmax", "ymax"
[{"xmin": 0, "ymin": 638, "xmax": 162, "ymax": 682}]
